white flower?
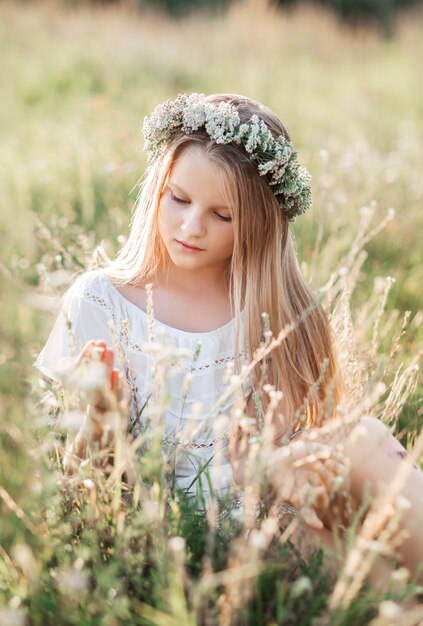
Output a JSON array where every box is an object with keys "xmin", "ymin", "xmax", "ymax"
[
  {"xmin": 390, "ymin": 567, "xmax": 409, "ymax": 582},
  {"xmin": 58, "ymin": 410, "xmax": 85, "ymax": 430},
  {"xmin": 249, "ymin": 529, "xmax": 267, "ymax": 550},
  {"xmin": 57, "ymin": 568, "xmax": 89, "ymax": 594},
  {"xmin": 290, "ymin": 576, "xmax": 313, "ymax": 598},
  {"xmin": 142, "ymin": 341, "xmax": 191, "ymax": 362},
  {"xmin": 182, "ymin": 102, "xmax": 206, "ymax": 131},
  {"xmin": 78, "ymin": 361, "xmax": 108, "ymax": 390},
  {"xmin": 12, "ymin": 544, "xmax": 39, "ymax": 581},
  {"xmin": 378, "ymin": 600, "xmax": 403, "ymax": 619},
  {"xmin": 168, "ymin": 536, "xmax": 186, "ymax": 553},
  {"xmin": 245, "ymin": 116, "xmax": 261, "ymax": 153},
  {"xmin": 257, "ymin": 160, "xmax": 275, "ymax": 176},
  {"xmin": 142, "ymin": 93, "xmax": 312, "ymax": 221},
  {"xmin": 233, "ymin": 122, "xmax": 250, "ymax": 144}
]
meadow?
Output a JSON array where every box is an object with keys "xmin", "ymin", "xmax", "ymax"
[{"xmin": 0, "ymin": 0, "xmax": 422, "ymax": 623}]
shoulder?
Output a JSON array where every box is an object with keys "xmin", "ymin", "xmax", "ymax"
[
  {"xmin": 61, "ymin": 271, "xmax": 150, "ymax": 338},
  {"xmin": 63, "ymin": 269, "xmax": 115, "ymax": 305},
  {"xmin": 60, "ymin": 269, "xmax": 120, "ymax": 320},
  {"xmin": 65, "ymin": 269, "xmax": 109, "ymax": 295}
]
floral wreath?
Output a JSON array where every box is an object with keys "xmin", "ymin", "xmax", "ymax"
[{"xmin": 142, "ymin": 92, "xmax": 312, "ymax": 222}]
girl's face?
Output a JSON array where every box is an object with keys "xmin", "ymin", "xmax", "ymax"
[{"xmin": 158, "ymin": 145, "xmax": 235, "ymax": 276}]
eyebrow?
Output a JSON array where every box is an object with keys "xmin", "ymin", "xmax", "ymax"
[{"xmin": 169, "ymin": 181, "xmax": 230, "ymax": 211}]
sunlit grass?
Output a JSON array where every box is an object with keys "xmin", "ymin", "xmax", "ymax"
[{"xmin": 0, "ymin": 0, "xmax": 422, "ymax": 623}]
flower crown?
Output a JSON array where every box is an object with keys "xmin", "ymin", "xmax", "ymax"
[{"xmin": 142, "ymin": 92, "xmax": 312, "ymax": 222}]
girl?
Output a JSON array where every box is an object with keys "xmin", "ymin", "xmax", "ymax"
[{"xmin": 34, "ymin": 92, "xmax": 423, "ymax": 584}]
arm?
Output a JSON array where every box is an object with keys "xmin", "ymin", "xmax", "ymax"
[{"xmin": 33, "ymin": 272, "xmax": 122, "ymax": 383}]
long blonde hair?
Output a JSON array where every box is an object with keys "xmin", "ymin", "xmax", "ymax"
[{"xmin": 100, "ymin": 93, "xmax": 344, "ymax": 435}]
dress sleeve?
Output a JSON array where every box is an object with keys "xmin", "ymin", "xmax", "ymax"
[{"xmin": 33, "ymin": 273, "xmax": 120, "ymax": 383}]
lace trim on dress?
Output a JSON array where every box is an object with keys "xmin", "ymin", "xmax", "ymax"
[
  {"xmin": 83, "ymin": 290, "xmax": 116, "ymax": 318},
  {"xmin": 216, "ymin": 494, "xmax": 297, "ymax": 528},
  {"xmin": 164, "ymin": 432, "xmax": 229, "ymax": 450},
  {"xmin": 83, "ymin": 286, "xmax": 250, "ymax": 376},
  {"xmin": 128, "ymin": 341, "xmax": 248, "ymax": 374}
]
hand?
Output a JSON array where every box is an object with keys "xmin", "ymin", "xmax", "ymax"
[
  {"xmin": 63, "ymin": 339, "xmax": 130, "ymax": 476},
  {"xmin": 265, "ymin": 432, "xmax": 351, "ymax": 530}
]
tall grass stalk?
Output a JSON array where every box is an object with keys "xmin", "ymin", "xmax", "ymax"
[{"xmin": 1, "ymin": 1, "xmax": 422, "ymax": 623}]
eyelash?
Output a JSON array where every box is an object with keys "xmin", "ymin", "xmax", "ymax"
[{"xmin": 170, "ymin": 191, "xmax": 232, "ymax": 222}]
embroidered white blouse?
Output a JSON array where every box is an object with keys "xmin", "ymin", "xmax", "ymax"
[{"xmin": 34, "ymin": 270, "xmax": 253, "ymax": 502}]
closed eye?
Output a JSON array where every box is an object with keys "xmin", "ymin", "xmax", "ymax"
[
  {"xmin": 170, "ymin": 191, "xmax": 188, "ymax": 204},
  {"xmin": 215, "ymin": 212, "xmax": 232, "ymax": 222},
  {"xmin": 170, "ymin": 190, "xmax": 232, "ymax": 222}
]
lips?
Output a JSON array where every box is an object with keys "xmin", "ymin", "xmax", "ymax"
[{"xmin": 176, "ymin": 240, "xmax": 204, "ymax": 251}]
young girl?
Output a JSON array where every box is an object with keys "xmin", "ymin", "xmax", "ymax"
[{"xmin": 34, "ymin": 92, "xmax": 423, "ymax": 583}]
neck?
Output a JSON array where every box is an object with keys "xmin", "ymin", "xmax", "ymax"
[{"xmin": 156, "ymin": 263, "xmax": 230, "ymax": 298}]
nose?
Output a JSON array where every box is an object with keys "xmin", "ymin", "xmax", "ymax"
[{"xmin": 180, "ymin": 205, "xmax": 206, "ymax": 237}]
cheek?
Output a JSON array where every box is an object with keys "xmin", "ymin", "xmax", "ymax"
[{"xmin": 218, "ymin": 226, "xmax": 235, "ymax": 254}]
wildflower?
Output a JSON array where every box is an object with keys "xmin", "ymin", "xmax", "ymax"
[
  {"xmin": 378, "ymin": 600, "xmax": 403, "ymax": 618},
  {"xmin": 390, "ymin": 567, "xmax": 409, "ymax": 582},
  {"xmin": 12, "ymin": 544, "xmax": 39, "ymax": 582},
  {"xmin": 249, "ymin": 529, "xmax": 267, "ymax": 550},
  {"xmin": 108, "ymin": 588, "xmax": 117, "ymax": 601},
  {"xmin": 58, "ymin": 410, "xmax": 85, "ymax": 430},
  {"xmin": 290, "ymin": 576, "xmax": 313, "ymax": 598},
  {"xmin": 168, "ymin": 536, "xmax": 186, "ymax": 555},
  {"xmin": 142, "ymin": 92, "xmax": 312, "ymax": 222},
  {"xmin": 56, "ymin": 568, "xmax": 89, "ymax": 594}
]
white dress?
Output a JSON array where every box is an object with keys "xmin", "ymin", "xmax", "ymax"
[{"xmin": 34, "ymin": 269, "xmax": 253, "ymax": 503}]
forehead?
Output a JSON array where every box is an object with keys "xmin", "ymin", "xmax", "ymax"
[{"xmin": 167, "ymin": 145, "xmax": 231, "ymax": 206}]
